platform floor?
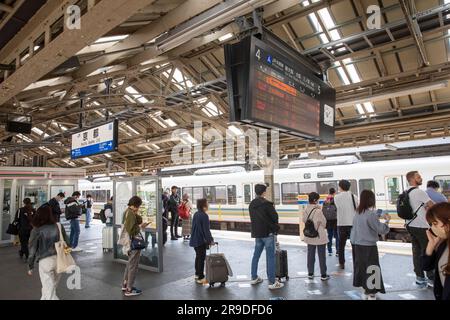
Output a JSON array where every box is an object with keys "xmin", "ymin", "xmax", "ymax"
[{"xmin": 0, "ymin": 223, "xmax": 435, "ymax": 300}]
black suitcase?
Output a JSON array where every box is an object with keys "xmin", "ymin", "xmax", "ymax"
[{"xmin": 276, "ymin": 249, "xmax": 289, "ymax": 281}]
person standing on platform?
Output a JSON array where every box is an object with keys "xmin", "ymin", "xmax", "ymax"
[
  {"xmin": 121, "ymin": 196, "xmax": 149, "ymax": 297},
  {"xmin": 303, "ymin": 192, "xmax": 330, "ymax": 281},
  {"xmin": 104, "ymin": 196, "xmax": 114, "ymax": 226},
  {"xmin": 162, "ymin": 191, "xmax": 169, "ymax": 245},
  {"xmin": 405, "ymin": 171, "xmax": 435, "ymax": 288},
  {"xmin": 334, "ymin": 179, "xmax": 358, "ymax": 269},
  {"xmin": 28, "ymin": 205, "xmax": 69, "ymax": 300},
  {"xmin": 350, "ymin": 190, "xmax": 390, "ymax": 300},
  {"xmin": 180, "ymin": 193, "xmax": 193, "ymax": 241},
  {"xmin": 249, "ymin": 184, "xmax": 284, "ymax": 290},
  {"xmin": 323, "ymin": 188, "xmax": 339, "ymax": 257},
  {"xmin": 426, "ymin": 181, "xmax": 448, "ymax": 204},
  {"xmin": 16, "ymin": 198, "xmax": 35, "ymax": 261},
  {"xmin": 47, "ymin": 192, "xmax": 65, "ymax": 222},
  {"xmin": 424, "ymin": 202, "xmax": 450, "ymax": 300},
  {"xmin": 64, "ymin": 191, "xmax": 83, "ymax": 252},
  {"xmin": 189, "ymin": 198, "xmax": 215, "ymax": 284},
  {"xmin": 168, "ymin": 186, "xmax": 181, "ymax": 240},
  {"xmin": 85, "ymin": 194, "xmax": 93, "ymax": 229}
]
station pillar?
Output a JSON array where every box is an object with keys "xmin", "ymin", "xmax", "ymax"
[{"xmin": 263, "ymin": 157, "xmax": 275, "ymax": 202}]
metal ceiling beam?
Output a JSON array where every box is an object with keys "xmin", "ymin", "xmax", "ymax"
[
  {"xmin": 399, "ymin": 0, "xmax": 430, "ymax": 66},
  {"xmin": 0, "ymin": 0, "xmax": 25, "ymax": 32},
  {"xmin": 0, "ymin": 0, "xmax": 157, "ymax": 106},
  {"xmin": 73, "ymin": 0, "xmax": 222, "ymax": 79}
]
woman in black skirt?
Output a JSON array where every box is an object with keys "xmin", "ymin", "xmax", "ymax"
[{"xmin": 350, "ymin": 190, "xmax": 390, "ymax": 300}]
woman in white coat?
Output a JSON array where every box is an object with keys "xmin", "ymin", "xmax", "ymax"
[{"xmin": 302, "ymin": 192, "xmax": 330, "ymax": 281}]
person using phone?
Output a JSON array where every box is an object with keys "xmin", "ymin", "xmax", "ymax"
[{"xmin": 423, "ymin": 202, "xmax": 450, "ymax": 300}]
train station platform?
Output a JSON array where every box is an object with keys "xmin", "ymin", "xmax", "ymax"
[{"xmin": 0, "ymin": 223, "xmax": 434, "ymax": 300}]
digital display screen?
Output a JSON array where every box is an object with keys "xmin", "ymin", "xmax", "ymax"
[
  {"xmin": 225, "ymin": 31, "xmax": 336, "ymax": 142},
  {"xmin": 71, "ymin": 120, "xmax": 118, "ymax": 159}
]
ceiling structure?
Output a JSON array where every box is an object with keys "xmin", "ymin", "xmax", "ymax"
[{"xmin": 1, "ymin": 0, "xmax": 450, "ymax": 175}]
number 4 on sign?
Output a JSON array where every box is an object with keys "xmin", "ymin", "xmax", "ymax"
[{"xmin": 256, "ymin": 49, "xmax": 261, "ymax": 60}]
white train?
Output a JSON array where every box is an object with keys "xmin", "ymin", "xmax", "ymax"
[{"xmin": 79, "ymin": 155, "xmax": 450, "ymax": 238}]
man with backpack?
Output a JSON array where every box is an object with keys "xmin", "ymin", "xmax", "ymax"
[
  {"xmin": 401, "ymin": 171, "xmax": 435, "ymax": 287},
  {"xmin": 249, "ymin": 184, "xmax": 284, "ymax": 290},
  {"xmin": 323, "ymin": 188, "xmax": 339, "ymax": 257},
  {"xmin": 64, "ymin": 191, "xmax": 83, "ymax": 252},
  {"xmin": 334, "ymin": 180, "xmax": 358, "ymax": 269}
]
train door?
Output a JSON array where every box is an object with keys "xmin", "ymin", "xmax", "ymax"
[{"xmin": 384, "ymin": 175, "xmax": 404, "ymax": 211}]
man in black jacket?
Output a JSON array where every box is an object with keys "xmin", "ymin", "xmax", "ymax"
[
  {"xmin": 168, "ymin": 186, "xmax": 181, "ymax": 240},
  {"xmin": 64, "ymin": 191, "xmax": 83, "ymax": 252},
  {"xmin": 47, "ymin": 192, "xmax": 65, "ymax": 222},
  {"xmin": 249, "ymin": 184, "xmax": 284, "ymax": 290}
]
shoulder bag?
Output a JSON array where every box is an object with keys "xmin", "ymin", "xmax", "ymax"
[{"xmin": 55, "ymin": 223, "xmax": 77, "ymax": 273}]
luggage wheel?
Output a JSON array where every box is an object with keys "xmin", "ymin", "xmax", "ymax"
[
  {"xmin": 220, "ymin": 282, "xmax": 226, "ymax": 287},
  {"xmin": 209, "ymin": 283, "xmax": 215, "ymax": 288},
  {"xmin": 286, "ymin": 276, "xmax": 289, "ymax": 281}
]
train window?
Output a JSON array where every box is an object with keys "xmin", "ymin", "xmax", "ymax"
[
  {"xmin": 227, "ymin": 185, "xmax": 237, "ymax": 204},
  {"xmin": 317, "ymin": 181, "xmax": 337, "ymax": 195},
  {"xmin": 192, "ymin": 187, "xmax": 204, "ymax": 203},
  {"xmin": 298, "ymin": 182, "xmax": 317, "ymax": 194},
  {"xmin": 282, "ymin": 183, "xmax": 298, "ymax": 204},
  {"xmin": 274, "ymin": 183, "xmax": 280, "ymax": 205},
  {"xmin": 244, "ymin": 184, "xmax": 252, "ymax": 204},
  {"xmin": 359, "ymin": 179, "xmax": 375, "ymax": 193},
  {"xmin": 434, "ymin": 176, "xmax": 450, "ymax": 200},
  {"xmin": 204, "ymin": 186, "xmax": 216, "ymax": 203},
  {"xmin": 349, "ymin": 179, "xmax": 358, "ymax": 195},
  {"xmin": 215, "ymin": 186, "xmax": 227, "ymax": 204},
  {"xmin": 81, "ymin": 190, "xmax": 107, "ymax": 202},
  {"xmin": 386, "ymin": 177, "xmax": 401, "ymax": 205}
]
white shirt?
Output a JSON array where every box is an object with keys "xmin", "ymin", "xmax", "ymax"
[
  {"xmin": 406, "ymin": 187, "xmax": 432, "ymax": 228},
  {"xmin": 334, "ymin": 191, "xmax": 359, "ymax": 226}
]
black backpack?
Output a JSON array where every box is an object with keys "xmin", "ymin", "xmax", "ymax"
[
  {"xmin": 99, "ymin": 209, "xmax": 107, "ymax": 223},
  {"xmin": 322, "ymin": 202, "xmax": 337, "ymax": 220},
  {"xmin": 396, "ymin": 187, "xmax": 423, "ymax": 220},
  {"xmin": 303, "ymin": 208, "xmax": 319, "ymax": 238},
  {"xmin": 65, "ymin": 201, "xmax": 81, "ymax": 220}
]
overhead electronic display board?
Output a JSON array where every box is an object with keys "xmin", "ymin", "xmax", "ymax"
[
  {"xmin": 71, "ymin": 120, "xmax": 118, "ymax": 159},
  {"xmin": 225, "ymin": 30, "xmax": 336, "ymax": 142}
]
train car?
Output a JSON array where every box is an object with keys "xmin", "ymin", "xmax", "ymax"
[
  {"xmin": 77, "ymin": 155, "xmax": 450, "ymax": 240},
  {"xmin": 78, "ymin": 179, "xmax": 113, "ymax": 214}
]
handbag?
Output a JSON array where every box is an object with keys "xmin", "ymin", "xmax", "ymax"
[
  {"xmin": 130, "ymin": 232, "xmax": 147, "ymax": 251},
  {"xmin": 55, "ymin": 223, "xmax": 76, "ymax": 273},
  {"xmin": 6, "ymin": 221, "xmax": 19, "ymax": 235},
  {"xmin": 117, "ymin": 210, "xmax": 131, "ymax": 254}
]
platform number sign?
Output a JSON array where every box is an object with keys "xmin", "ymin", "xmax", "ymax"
[
  {"xmin": 256, "ymin": 48, "xmax": 261, "ymax": 61},
  {"xmin": 324, "ymin": 104, "xmax": 334, "ymax": 127}
]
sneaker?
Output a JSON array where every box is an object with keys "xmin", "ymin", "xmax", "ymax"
[
  {"xmin": 335, "ymin": 253, "xmax": 339, "ymax": 257},
  {"xmin": 415, "ymin": 277, "xmax": 427, "ymax": 288},
  {"xmin": 250, "ymin": 276, "xmax": 263, "ymax": 285},
  {"xmin": 171, "ymin": 237, "xmax": 178, "ymax": 241},
  {"xmin": 121, "ymin": 283, "xmax": 127, "ymax": 291},
  {"xmin": 196, "ymin": 278, "xmax": 208, "ymax": 285},
  {"xmin": 368, "ymin": 294, "xmax": 377, "ymax": 300},
  {"xmin": 339, "ymin": 264, "xmax": 345, "ymax": 270},
  {"xmin": 308, "ymin": 274, "xmax": 314, "ymax": 280},
  {"xmin": 321, "ymin": 275, "xmax": 330, "ymax": 281},
  {"xmin": 194, "ymin": 275, "xmax": 199, "ymax": 280},
  {"xmin": 124, "ymin": 288, "xmax": 142, "ymax": 297},
  {"xmin": 328, "ymin": 252, "xmax": 332, "ymax": 256},
  {"xmin": 268, "ymin": 281, "xmax": 284, "ymax": 290},
  {"xmin": 362, "ymin": 293, "xmax": 369, "ymax": 300},
  {"xmin": 71, "ymin": 247, "xmax": 83, "ymax": 252}
]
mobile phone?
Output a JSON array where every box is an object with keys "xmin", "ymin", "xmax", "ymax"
[{"xmin": 376, "ymin": 209, "xmax": 383, "ymax": 217}]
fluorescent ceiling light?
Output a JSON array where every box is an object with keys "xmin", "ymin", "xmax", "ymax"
[
  {"xmin": 124, "ymin": 95, "xmax": 136, "ymax": 104},
  {"xmin": 363, "ymin": 102, "xmax": 374, "ymax": 113},
  {"xmin": 125, "ymin": 86, "xmax": 139, "ymax": 95},
  {"xmin": 94, "ymin": 35, "xmax": 128, "ymax": 44},
  {"xmin": 82, "ymin": 157, "xmax": 94, "ymax": 163},
  {"xmin": 17, "ymin": 134, "xmax": 33, "ymax": 142},
  {"xmin": 137, "ymin": 96, "xmax": 149, "ymax": 103},
  {"xmin": 164, "ymin": 118, "xmax": 177, "ymax": 127},
  {"xmin": 104, "ymin": 154, "xmax": 112, "ymax": 158},
  {"xmin": 218, "ymin": 33, "xmax": 234, "ymax": 42},
  {"xmin": 92, "ymin": 174, "xmax": 107, "ymax": 178},
  {"xmin": 228, "ymin": 125, "xmax": 243, "ymax": 136},
  {"xmin": 355, "ymin": 104, "xmax": 365, "ymax": 114}
]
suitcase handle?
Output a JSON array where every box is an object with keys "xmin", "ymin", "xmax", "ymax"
[{"xmin": 208, "ymin": 241, "xmax": 219, "ymax": 253}]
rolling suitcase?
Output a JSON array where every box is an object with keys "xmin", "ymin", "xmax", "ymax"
[
  {"xmin": 205, "ymin": 242, "xmax": 230, "ymax": 288},
  {"xmin": 102, "ymin": 226, "xmax": 113, "ymax": 252},
  {"xmin": 276, "ymin": 249, "xmax": 289, "ymax": 281}
]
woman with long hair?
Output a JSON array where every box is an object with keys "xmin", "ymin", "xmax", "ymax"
[
  {"xmin": 350, "ymin": 189, "xmax": 390, "ymax": 300},
  {"xmin": 424, "ymin": 202, "xmax": 450, "ymax": 300},
  {"xmin": 28, "ymin": 205, "xmax": 69, "ymax": 300},
  {"xmin": 180, "ymin": 193, "xmax": 193, "ymax": 241}
]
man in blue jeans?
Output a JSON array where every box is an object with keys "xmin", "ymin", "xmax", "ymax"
[
  {"xmin": 64, "ymin": 191, "xmax": 83, "ymax": 252},
  {"xmin": 249, "ymin": 184, "xmax": 284, "ymax": 290}
]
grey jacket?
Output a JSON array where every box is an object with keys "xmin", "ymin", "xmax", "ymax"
[
  {"xmin": 28, "ymin": 224, "xmax": 69, "ymax": 270},
  {"xmin": 350, "ymin": 209, "xmax": 390, "ymax": 246}
]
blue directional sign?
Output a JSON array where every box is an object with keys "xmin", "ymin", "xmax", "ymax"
[{"xmin": 71, "ymin": 120, "xmax": 118, "ymax": 159}]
